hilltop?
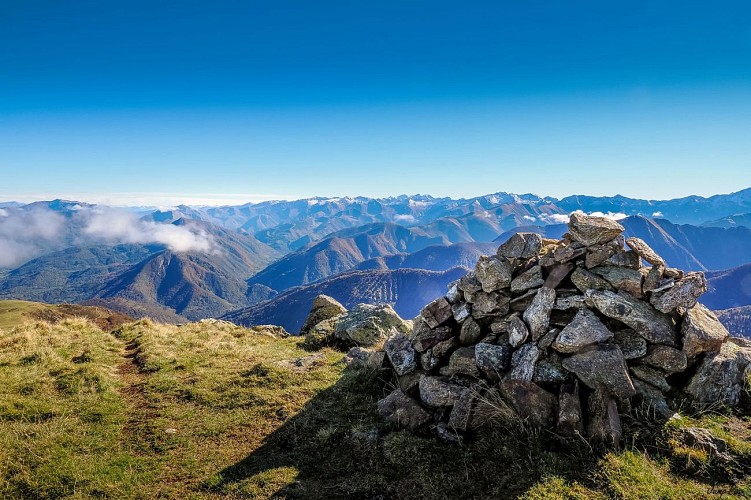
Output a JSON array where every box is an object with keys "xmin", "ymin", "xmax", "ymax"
[{"xmin": 0, "ymin": 300, "xmax": 749, "ymax": 498}]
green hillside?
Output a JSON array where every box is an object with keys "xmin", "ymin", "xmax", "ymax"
[{"xmin": 0, "ymin": 301, "xmax": 749, "ymax": 499}]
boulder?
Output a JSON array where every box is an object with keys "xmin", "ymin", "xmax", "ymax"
[
  {"xmin": 377, "ymin": 389, "xmax": 431, "ymax": 430},
  {"xmin": 509, "ymin": 343, "xmax": 540, "ymax": 381},
  {"xmin": 650, "ymin": 272, "xmax": 707, "ymax": 314},
  {"xmin": 522, "ymin": 287, "xmax": 556, "ymax": 340},
  {"xmin": 459, "ymin": 316, "xmax": 483, "ymax": 345},
  {"xmin": 447, "ymin": 347, "xmax": 480, "ymax": 377},
  {"xmin": 471, "ymin": 291, "xmax": 510, "ymax": 318},
  {"xmin": 629, "ymin": 365, "xmax": 671, "ymax": 393},
  {"xmin": 585, "ymin": 289, "xmax": 677, "ymax": 346},
  {"xmin": 552, "ymin": 308, "xmax": 613, "ymax": 353},
  {"xmin": 674, "ymin": 427, "xmax": 733, "ymax": 463},
  {"xmin": 592, "ymin": 266, "xmax": 643, "ymax": 298},
  {"xmin": 300, "ymin": 294, "xmax": 347, "ymax": 335},
  {"xmin": 625, "ymin": 237, "xmax": 665, "ymax": 267},
  {"xmin": 342, "ymin": 347, "xmax": 385, "ymax": 369},
  {"xmin": 533, "ymin": 355, "xmax": 569, "ymax": 384},
  {"xmin": 642, "ymin": 265, "xmax": 665, "ymax": 293},
  {"xmin": 334, "ymin": 303, "xmax": 411, "ymax": 346},
  {"xmin": 497, "ymin": 232, "xmax": 543, "ymax": 260},
  {"xmin": 604, "ymin": 250, "xmax": 641, "ymax": 269},
  {"xmin": 612, "ymin": 329, "xmax": 648, "ymax": 359},
  {"xmin": 562, "ymin": 344, "xmax": 635, "ymax": 400},
  {"xmin": 475, "ymin": 342, "xmax": 511, "ymax": 379},
  {"xmin": 685, "ymin": 341, "xmax": 751, "ymax": 406},
  {"xmin": 587, "ymin": 388, "xmax": 622, "ymax": 447},
  {"xmin": 421, "ymin": 297, "xmax": 453, "ymax": 328},
  {"xmin": 500, "ymin": 380, "xmax": 558, "ymax": 427},
  {"xmin": 419, "ymin": 376, "xmax": 469, "ymax": 407},
  {"xmin": 412, "ymin": 320, "xmax": 454, "ymax": 352},
  {"xmin": 571, "ymin": 267, "xmax": 614, "ymax": 293},
  {"xmin": 681, "ymin": 304, "xmax": 729, "ymax": 358},
  {"xmin": 508, "ymin": 313, "xmax": 530, "ymax": 347},
  {"xmin": 510, "ymin": 265, "xmax": 544, "ymax": 293},
  {"xmin": 639, "ymin": 345, "xmax": 687, "ymax": 374},
  {"xmin": 568, "ymin": 212, "xmax": 625, "ymax": 246},
  {"xmin": 475, "ymin": 255, "xmax": 514, "ymax": 293},
  {"xmin": 384, "ymin": 334, "xmax": 417, "ymax": 376}
]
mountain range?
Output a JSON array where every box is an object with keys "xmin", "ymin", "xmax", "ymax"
[{"xmin": 3, "ymin": 188, "xmax": 751, "ymax": 330}]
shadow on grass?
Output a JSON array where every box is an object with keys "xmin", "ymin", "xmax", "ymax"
[{"xmin": 208, "ymin": 364, "xmax": 604, "ymax": 499}]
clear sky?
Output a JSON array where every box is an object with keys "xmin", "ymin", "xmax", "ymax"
[{"xmin": 1, "ymin": 1, "xmax": 750, "ymax": 205}]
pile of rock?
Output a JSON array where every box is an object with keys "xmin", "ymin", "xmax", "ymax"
[{"xmin": 373, "ymin": 213, "xmax": 751, "ymax": 445}]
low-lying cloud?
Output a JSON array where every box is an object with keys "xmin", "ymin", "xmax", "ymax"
[
  {"xmin": 540, "ymin": 210, "xmax": 628, "ymax": 225},
  {"xmin": 83, "ymin": 209, "xmax": 216, "ymax": 253},
  {"xmin": 0, "ymin": 208, "xmax": 66, "ymax": 268}
]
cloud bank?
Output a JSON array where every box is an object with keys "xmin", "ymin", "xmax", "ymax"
[{"xmin": 0, "ymin": 208, "xmax": 66, "ymax": 268}]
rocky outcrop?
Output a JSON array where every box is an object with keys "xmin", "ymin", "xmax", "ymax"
[
  {"xmin": 299, "ymin": 294, "xmax": 347, "ymax": 336},
  {"xmin": 367, "ymin": 213, "xmax": 745, "ymax": 446}
]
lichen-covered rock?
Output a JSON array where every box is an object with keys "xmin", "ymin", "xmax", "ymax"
[
  {"xmin": 585, "ymin": 289, "xmax": 677, "ymax": 346},
  {"xmin": 475, "ymin": 255, "xmax": 514, "ymax": 293},
  {"xmin": 412, "ymin": 320, "xmax": 454, "ymax": 352},
  {"xmin": 459, "ymin": 316, "xmax": 482, "ymax": 345},
  {"xmin": 421, "ymin": 297, "xmax": 453, "ymax": 328},
  {"xmin": 523, "ymin": 287, "xmax": 556, "ymax": 340},
  {"xmin": 475, "ymin": 342, "xmax": 511, "ymax": 379},
  {"xmin": 642, "ymin": 265, "xmax": 665, "ymax": 293},
  {"xmin": 587, "ymin": 388, "xmax": 622, "ymax": 447},
  {"xmin": 334, "ymin": 303, "xmax": 411, "ymax": 346},
  {"xmin": 508, "ymin": 313, "xmax": 530, "ymax": 347},
  {"xmin": 300, "ymin": 294, "xmax": 347, "ymax": 335},
  {"xmin": 497, "ymin": 232, "xmax": 543, "ymax": 260},
  {"xmin": 592, "ymin": 266, "xmax": 643, "ymax": 298},
  {"xmin": 500, "ymin": 380, "xmax": 558, "ymax": 427},
  {"xmin": 612, "ymin": 329, "xmax": 648, "ymax": 359},
  {"xmin": 650, "ymin": 272, "xmax": 707, "ymax": 314},
  {"xmin": 681, "ymin": 303, "xmax": 729, "ymax": 358},
  {"xmin": 562, "ymin": 344, "xmax": 635, "ymax": 400},
  {"xmin": 554, "ymin": 295, "xmax": 586, "ymax": 311},
  {"xmin": 685, "ymin": 341, "xmax": 751, "ymax": 406},
  {"xmin": 629, "ymin": 365, "xmax": 671, "ymax": 393},
  {"xmin": 471, "ymin": 291, "xmax": 510, "ymax": 318},
  {"xmin": 604, "ymin": 250, "xmax": 641, "ymax": 269},
  {"xmin": 509, "ymin": 343, "xmax": 540, "ymax": 381},
  {"xmin": 419, "ymin": 376, "xmax": 469, "ymax": 407},
  {"xmin": 448, "ymin": 386, "xmax": 478, "ymax": 431},
  {"xmin": 451, "ymin": 301, "xmax": 471, "ymax": 323},
  {"xmin": 533, "ymin": 355, "xmax": 568, "ymax": 384},
  {"xmin": 377, "ymin": 389, "xmax": 431, "ymax": 430},
  {"xmin": 571, "ymin": 267, "xmax": 614, "ymax": 293},
  {"xmin": 568, "ymin": 212, "xmax": 625, "ymax": 246},
  {"xmin": 342, "ymin": 346, "xmax": 385, "ymax": 369},
  {"xmin": 384, "ymin": 334, "xmax": 417, "ymax": 376},
  {"xmin": 447, "ymin": 347, "xmax": 480, "ymax": 377},
  {"xmin": 552, "ymin": 308, "xmax": 613, "ymax": 353},
  {"xmin": 625, "ymin": 237, "xmax": 665, "ymax": 267},
  {"xmin": 510, "ymin": 265, "xmax": 544, "ymax": 293}
]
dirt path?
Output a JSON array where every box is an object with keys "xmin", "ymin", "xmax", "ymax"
[{"xmin": 116, "ymin": 339, "xmax": 159, "ymax": 451}]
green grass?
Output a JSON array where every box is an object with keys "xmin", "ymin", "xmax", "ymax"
[
  {"xmin": 0, "ymin": 300, "xmax": 49, "ymax": 331},
  {"xmin": 0, "ymin": 302, "xmax": 749, "ymax": 498}
]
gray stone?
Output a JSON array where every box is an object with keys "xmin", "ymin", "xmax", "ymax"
[
  {"xmin": 397, "ymin": 369, "xmax": 426, "ymax": 393},
  {"xmin": 533, "ymin": 355, "xmax": 569, "ymax": 384},
  {"xmin": 434, "ymin": 422, "xmax": 463, "ymax": 445},
  {"xmin": 604, "ymin": 250, "xmax": 641, "ymax": 269},
  {"xmin": 612, "ymin": 329, "xmax": 648, "ymax": 359},
  {"xmin": 419, "ymin": 376, "xmax": 469, "ymax": 407},
  {"xmin": 685, "ymin": 341, "xmax": 751, "ymax": 406},
  {"xmin": 650, "ymin": 272, "xmax": 707, "ymax": 314},
  {"xmin": 451, "ymin": 301, "xmax": 471, "ymax": 323},
  {"xmin": 447, "ymin": 347, "xmax": 481, "ymax": 377},
  {"xmin": 412, "ymin": 320, "xmax": 454, "ymax": 352},
  {"xmin": 475, "ymin": 342, "xmax": 511, "ymax": 379},
  {"xmin": 523, "ymin": 287, "xmax": 556, "ymax": 340},
  {"xmin": 448, "ymin": 386, "xmax": 478, "ymax": 431},
  {"xmin": 421, "ymin": 297, "xmax": 453, "ymax": 328},
  {"xmin": 642, "ymin": 265, "xmax": 664, "ymax": 293},
  {"xmin": 640, "ymin": 345, "xmax": 687, "ymax": 374},
  {"xmin": 342, "ymin": 347, "xmax": 385, "ymax": 369},
  {"xmin": 629, "ymin": 365, "xmax": 671, "ymax": 393},
  {"xmin": 552, "ymin": 308, "xmax": 613, "ymax": 353},
  {"xmin": 384, "ymin": 334, "xmax": 417, "ymax": 376},
  {"xmin": 592, "ymin": 266, "xmax": 643, "ymax": 298},
  {"xmin": 664, "ymin": 267, "xmax": 684, "ymax": 279},
  {"xmin": 300, "ymin": 294, "xmax": 347, "ymax": 335},
  {"xmin": 553, "ymin": 244, "xmax": 587, "ymax": 263},
  {"xmin": 445, "ymin": 281, "xmax": 463, "ymax": 304},
  {"xmin": 457, "ymin": 272, "xmax": 482, "ymax": 295},
  {"xmin": 543, "ymin": 263, "xmax": 575, "ymax": 289},
  {"xmin": 587, "ymin": 388, "xmax": 622, "ymax": 447},
  {"xmin": 631, "ymin": 377, "xmax": 674, "ymax": 419},
  {"xmin": 562, "ymin": 344, "xmax": 635, "ymax": 400},
  {"xmin": 681, "ymin": 303, "xmax": 729, "ymax": 358},
  {"xmin": 510, "ymin": 265, "xmax": 544, "ymax": 293},
  {"xmin": 500, "ymin": 380, "xmax": 558, "ymax": 427},
  {"xmin": 554, "ymin": 295, "xmax": 586, "ymax": 310},
  {"xmin": 675, "ymin": 427, "xmax": 733, "ymax": 463},
  {"xmin": 537, "ymin": 328, "xmax": 559, "ymax": 351},
  {"xmin": 459, "ymin": 316, "xmax": 482, "ymax": 345},
  {"xmin": 558, "ymin": 382, "xmax": 584, "ymax": 436},
  {"xmin": 475, "ymin": 255, "xmax": 514, "ymax": 293},
  {"xmin": 508, "ymin": 313, "xmax": 530, "ymax": 347},
  {"xmin": 497, "ymin": 232, "xmax": 543, "ymax": 260},
  {"xmin": 571, "ymin": 267, "xmax": 614, "ymax": 293},
  {"xmin": 509, "ymin": 289, "xmax": 538, "ymax": 311},
  {"xmin": 471, "ymin": 291, "xmax": 510, "ymax": 318},
  {"xmin": 626, "ymin": 237, "xmax": 665, "ymax": 267},
  {"xmin": 377, "ymin": 389, "xmax": 431, "ymax": 430},
  {"xmin": 585, "ymin": 289, "xmax": 677, "ymax": 346},
  {"xmin": 334, "ymin": 303, "xmax": 411, "ymax": 346},
  {"xmin": 509, "ymin": 343, "xmax": 540, "ymax": 381},
  {"xmin": 433, "ymin": 336, "xmax": 457, "ymax": 360},
  {"xmin": 568, "ymin": 212, "xmax": 625, "ymax": 246}
]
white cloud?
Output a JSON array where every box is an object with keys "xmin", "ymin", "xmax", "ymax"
[
  {"xmin": 0, "ymin": 208, "xmax": 7, "ymax": 217},
  {"xmin": 522, "ymin": 215, "xmax": 537, "ymax": 222},
  {"xmin": 0, "ymin": 208, "xmax": 65, "ymax": 268},
  {"xmin": 83, "ymin": 208, "xmax": 217, "ymax": 253},
  {"xmin": 539, "ymin": 210, "xmax": 628, "ymax": 226},
  {"xmin": 652, "ymin": 211, "xmax": 663, "ymax": 217},
  {"xmin": 393, "ymin": 214, "xmax": 417, "ymax": 224},
  {"xmin": 541, "ymin": 213, "xmax": 571, "ymax": 224}
]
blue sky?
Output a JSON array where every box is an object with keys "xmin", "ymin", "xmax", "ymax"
[{"xmin": 1, "ymin": 1, "xmax": 750, "ymax": 205}]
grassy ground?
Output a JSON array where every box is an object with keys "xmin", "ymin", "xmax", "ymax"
[{"xmin": 0, "ymin": 303, "xmax": 749, "ymax": 499}]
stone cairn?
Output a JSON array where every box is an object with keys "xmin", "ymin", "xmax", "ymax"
[{"xmin": 375, "ymin": 213, "xmax": 751, "ymax": 445}]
